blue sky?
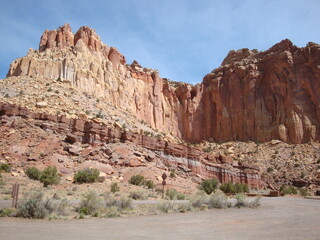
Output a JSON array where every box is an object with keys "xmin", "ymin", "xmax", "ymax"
[{"xmin": 1, "ymin": 0, "xmax": 320, "ymax": 84}]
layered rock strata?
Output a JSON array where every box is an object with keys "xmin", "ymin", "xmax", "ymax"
[
  {"xmin": 6, "ymin": 24, "xmax": 320, "ymax": 143},
  {"xmin": 0, "ymin": 102, "xmax": 261, "ymax": 188}
]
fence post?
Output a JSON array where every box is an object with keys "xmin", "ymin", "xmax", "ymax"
[{"xmin": 11, "ymin": 183, "xmax": 19, "ymax": 208}]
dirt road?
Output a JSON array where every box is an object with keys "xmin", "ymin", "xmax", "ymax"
[{"xmin": 0, "ymin": 197, "xmax": 319, "ymax": 240}]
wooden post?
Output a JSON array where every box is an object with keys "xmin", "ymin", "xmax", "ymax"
[{"xmin": 11, "ymin": 183, "xmax": 19, "ymax": 208}]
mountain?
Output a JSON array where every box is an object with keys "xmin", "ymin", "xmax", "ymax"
[
  {"xmin": 6, "ymin": 24, "xmax": 320, "ymax": 144},
  {"xmin": 1, "ymin": 24, "xmax": 320, "ymax": 191}
]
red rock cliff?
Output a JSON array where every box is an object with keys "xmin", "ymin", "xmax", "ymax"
[{"xmin": 6, "ymin": 25, "xmax": 320, "ymax": 144}]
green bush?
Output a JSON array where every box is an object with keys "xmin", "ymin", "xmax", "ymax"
[
  {"xmin": 0, "ymin": 207, "xmax": 16, "ymax": 217},
  {"xmin": 279, "ymin": 185, "xmax": 298, "ymax": 195},
  {"xmin": 267, "ymin": 167, "xmax": 274, "ymax": 172},
  {"xmin": 234, "ymin": 183, "xmax": 249, "ymax": 193},
  {"xmin": 0, "ymin": 163, "xmax": 10, "ymax": 173},
  {"xmin": 202, "ymin": 146, "xmax": 213, "ymax": 153},
  {"xmin": 220, "ymin": 182, "xmax": 236, "ymax": 194},
  {"xmin": 166, "ymin": 189, "xmax": 178, "ymax": 200},
  {"xmin": 199, "ymin": 179, "xmax": 219, "ymax": 195},
  {"xmin": 39, "ymin": 166, "xmax": 59, "ymax": 187},
  {"xmin": 110, "ymin": 182, "xmax": 120, "ymax": 193},
  {"xmin": 25, "ymin": 167, "xmax": 41, "ymax": 180},
  {"xmin": 170, "ymin": 169, "xmax": 176, "ymax": 178},
  {"xmin": 129, "ymin": 190, "xmax": 147, "ymax": 200},
  {"xmin": 176, "ymin": 192, "xmax": 186, "ymax": 200},
  {"xmin": 144, "ymin": 180, "xmax": 155, "ymax": 189},
  {"xmin": 128, "ymin": 175, "xmax": 145, "ymax": 186},
  {"xmin": 74, "ymin": 168, "xmax": 99, "ymax": 183},
  {"xmin": 78, "ymin": 191, "xmax": 102, "ymax": 215},
  {"xmin": 0, "ymin": 174, "xmax": 4, "ymax": 186}
]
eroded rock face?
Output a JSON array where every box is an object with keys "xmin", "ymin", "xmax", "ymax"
[
  {"xmin": 0, "ymin": 102, "xmax": 261, "ymax": 188},
  {"xmin": 39, "ymin": 23, "xmax": 74, "ymax": 52},
  {"xmin": 201, "ymin": 39, "xmax": 320, "ymax": 143},
  {"xmin": 6, "ymin": 25, "xmax": 320, "ymax": 144}
]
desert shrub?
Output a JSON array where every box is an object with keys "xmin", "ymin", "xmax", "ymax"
[
  {"xmin": 78, "ymin": 191, "xmax": 102, "ymax": 215},
  {"xmin": 0, "ymin": 174, "xmax": 4, "ymax": 186},
  {"xmin": 129, "ymin": 190, "xmax": 147, "ymax": 200},
  {"xmin": 17, "ymin": 192, "xmax": 48, "ymax": 219},
  {"xmin": 279, "ymin": 185, "xmax": 298, "ymax": 195},
  {"xmin": 128, "ymin": 175, "xmax": 145, "ymax": 186},
  {"xmin": 39, "ymin": 166, "xmax": 59, "ymax": 187},
  {"xmin": 207, "ymin": 192, "xmax": 229, "ymax": 209},
  {"xmin": 104, "ymin": 206, "xmax": 121, "ymax": 218},
  {"xmin": 157, "ymin": 201, "xmax": 175, "ymax": 213},
  {"xmin": 190, "ymin": 192, "xmax": 210, "ymax": 209},
  {"xmin": 74, "ymin": 168, "xmax": 99, "ymax": 184},
  {"xmin": 199, "ymin": 179, "xmax": 219, "ymax": 195},
  {"xmin": 0, "ymin": 207, "xmax": 16, "ymax": 217},
  {"xmin": 234, "ymin": 183, "xmax": 249, "ymax": 193},
  {"xmin": 170, "ymin": 169, "xmax": 176, "ymax": 178},
  {"xmin": 267, "ymin": 167, "xmax": 274, "ymax": 172},
  {"xmin": 25, "ymin": 167, "xmax": 41, "ymax": 180},
  {"xmin": 117, "ymin": 197, "xmax": 132, "ymax": 210},
  {"xmin": 104, "ymin": 193, "xmax": 132, "ymax": 210},
  {"xmin": 166, "ymin": 188, "xmax": 178, "ymax": 200},
  {"xmin": 144, "ymin": 180, "xmax": 155, "ymax": 189},
  {"xmin": 110, "ymin": 182, "xmax": 120, "ymax": 193},
  {"xmin": 176, "ymin": 203, "xmax": 192, "ymax": 213},
  {"xmin": 44, "ymin": 197, "xmax": 69, "ymax": 216},
  {"xmin": 0, "ymin": 163, "xmax": 10, "ymax": 173},
  {"xmin": 95, "ymin": 110, "xmax": 104, "ymax": 119},
  {"xmin": 202, "ymin": 146, "xmax": 213, "ymax": 153},
  {"xmin": 220, "ymin": 182, "xmax": 236, "ymax": 194},
  {"xmin": 299, "ymin": 188, "xmax": 310, "ymax": 197},
  {"xmin": 176, "ymin": 192, "xmax": 186, "ymax": 200},
  {"xmin": 235, "ymin": 194, "xmax": 261, "ymax": 208}
]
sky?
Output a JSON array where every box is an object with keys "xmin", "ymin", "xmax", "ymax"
[{"xmin": 1, "ymin": 0, "xmax": 320, "ymax": 84}]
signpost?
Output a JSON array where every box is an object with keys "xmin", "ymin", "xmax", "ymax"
[{"xmin": 162, "ymin": 173, "xmax": 167, "ymax": 199}]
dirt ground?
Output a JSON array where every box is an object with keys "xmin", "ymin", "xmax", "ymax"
[{"xmin": 0, "ymin": 197, "xmax": 319, "ymax": 240}]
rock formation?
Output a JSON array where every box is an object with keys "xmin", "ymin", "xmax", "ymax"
[
  {"xmin": 0, "ymin": 102, "xmax": 261, "ymax": 188},
  {"xmin": 6, "ymin": 24, "xmax": 320, "ymax": 144}
]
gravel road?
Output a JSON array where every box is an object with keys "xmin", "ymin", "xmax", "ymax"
[{"xmin": 0, "ymin": 197, "xmax": 319, "ymax": 240}]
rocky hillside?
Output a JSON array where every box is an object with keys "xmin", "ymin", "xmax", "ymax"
[{"xmin": 5, "ymin": 24, "xmax": 320, "ymax": 144}]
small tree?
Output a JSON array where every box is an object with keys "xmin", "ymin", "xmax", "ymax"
[
  {"xmin": 144, "ymin": 180, "xmax": 155, "ymax": 189},
  {"xmin": 170, "ymin": 169, "xmax": 176, "ymax": 178},
  {"xmin": 74, "ymin": 168, "xmax": 99, "ymax": 183},
  {"xmin": 199, "ymin": 179, "xmax": 219, "ymax": 195},
  {"xmin": 110, "ymin": 183, "xmax": 120, "ymax": 193},
  {"xmin": 128, "ymin": 175, "xmax": 145, "ymax": 186},
  {"xmin": 234, "ymin": 183, "xmax": 249, "ymax": 193},
  {"xmin": 0, "ymin": 163, "xmax": 10, "ymax": 173},
  {"xmin": 39, "ymin": 167, "xmax": 59, "ymax": 187},
  {"xmin": 220, "ymin": 182, "xmax": 236, "ymax": 194},
  {"xmin": 25, "ymin": 167, "xmax": 41, "ymax": 180}
]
